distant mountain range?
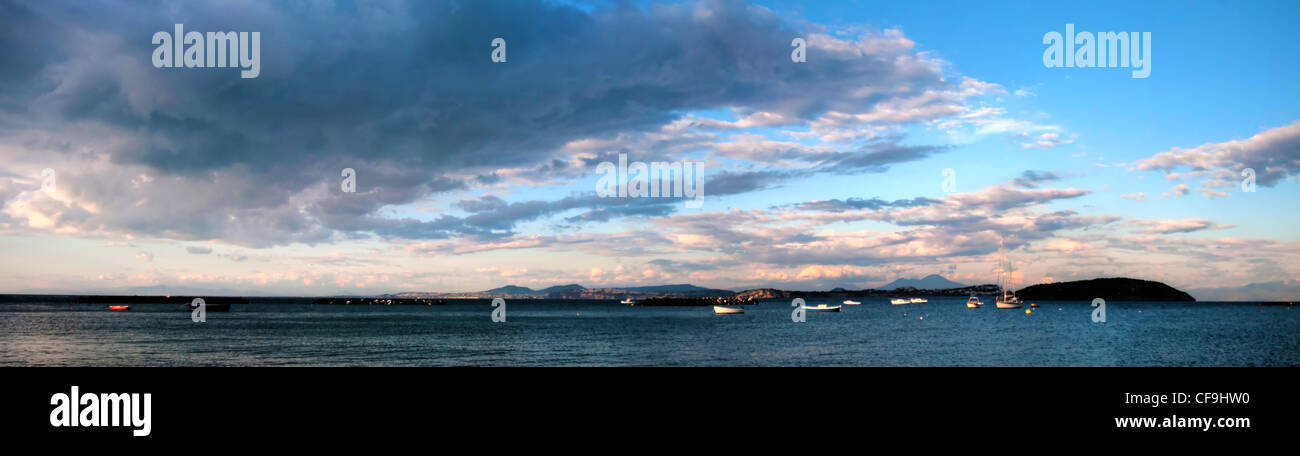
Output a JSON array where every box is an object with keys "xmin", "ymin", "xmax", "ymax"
[
  {"xmin": 482, "ymin": 284, "xmax": 588, "ymax": 294},
  {"xmin": 385, "ymin": 276, "xmax": 1218, "ymax": 302},
  {"xmin": 880, "ymin": 274, "xmax": 967, "ymax": 290},
  {"xmin": 389, "ymin": 277, "xmax": 998, "ymax": 300},
  {"xmin": 393, "ymin": 283, "xmax": 731, "ymax": 299},
  {"xmin": 1188, "ymin": 281, "xmax": 1300, "ymax": 302}
]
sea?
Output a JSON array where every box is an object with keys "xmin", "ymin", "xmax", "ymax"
[{"xmin": 0, "ymin": 297, "xmax": 1296, "ymax": 366}]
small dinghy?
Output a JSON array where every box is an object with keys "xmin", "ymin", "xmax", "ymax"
[
  {"xmin": 713, "ymin": 305, "xmax": 744, "ymax": 315},
  {"xmin": 108, "ymin": 305, "xmax": 131, "ymax": 311},
  {"xmin": 805, "ymin": 304, "xmax": 841, "ymax": 312}
]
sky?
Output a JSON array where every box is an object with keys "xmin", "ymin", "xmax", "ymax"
[{"xmin": 1, "ymin": 0, "xmax": 1297, "ymax": 298}]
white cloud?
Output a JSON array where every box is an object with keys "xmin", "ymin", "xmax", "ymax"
[{"xmin": 1137, "ymin": 120, "xmax": 1300, "ymax": 195}]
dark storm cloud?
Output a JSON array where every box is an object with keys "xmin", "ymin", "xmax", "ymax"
[{"xmin": 0, "ymin": 0, "xmax": 957, "ymax": 246}]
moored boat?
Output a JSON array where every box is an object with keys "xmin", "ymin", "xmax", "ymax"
[
  {"xmin": 996, "ymin": 299, "xmax": 1022, "ymax": 309},
  {"xmin": 842, "ymin": 300, "xmax": 861, "ymax": 305},
  {"xmin": 890, "ymin": 298, "xmax": 909, "ymax": 305},
  {"xmin": 908, "ymin": 297, "xmax": 928, "ymax": 303},
  {"xmin": 995, "ymin": 238, "xmax": 1023, "ymax": 309},
  {"xmin": 805, "ymin": 304, "xmax": 841, "ymax": 312},
  {"xmin": 108, "ymin": 305, "xmax": 131, "ymax": 311},
  {"xmin": 966, "ymin": 296, "xmax": 983, "ymax": 308},
  {"xmin": 712, "ymin": 305, "xmax": 744, "ymax": 315},
  {"xmin": 620, "ymin": 297, "xmax": 636, "ymax": 305}
]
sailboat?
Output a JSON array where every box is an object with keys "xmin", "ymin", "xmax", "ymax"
[{"xmin": 995, "ymin": 238, "xmax": 1022, "ymax": 309}]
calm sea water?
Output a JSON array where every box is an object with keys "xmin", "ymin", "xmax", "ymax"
[{"xmin": 0, "ymin": 298, "xmax": 1296, "ymax": 366}]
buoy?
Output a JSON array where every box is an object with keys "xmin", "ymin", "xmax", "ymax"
[{"xmin": 1025, "ymin": 308, "xmax": 1031, "ymax": 314}]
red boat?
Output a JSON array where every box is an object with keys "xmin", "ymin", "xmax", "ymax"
[
  {"xmin": 108, "ymin": 305, "xmax": 131, "ymax": 311},
  {"xmin": 1029, "ymin": 303, "xmax": 1040, "ymax": 308}
]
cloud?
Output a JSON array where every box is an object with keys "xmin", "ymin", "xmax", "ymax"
[
  {"xmin": 186, "ymin": 246, "xmax": 213, "ymax": 254},
  {"xmin": 449, "ymin": 193, "xmax": 683, "ymax": 234},
  {"xmin": 1020, "ymin": 132, "xmax": 1075, "ymax": 149},
  {"xmin": 795, "ymin": 197, "xmax": 940, "ymax": 213},
  {"xmin": 1137, "ymin": 120, "xmax": 1300, "ymax": 194},
  {"xmin": 1130, "ymin": 218, "xmax": 1235, "ymax": 235},
  {"xmin": 1038, "ymin": 239, "xmax": 1094, "ymax": 253},
  {"xmin": 0, "ymin": 0, "xmax": 986, "ymax": 248},
  {"xmin": 1011, "ymin": 170, "xmax": 1061, "ymax": 188},
  {"xmin": 1121, "ymin": 192, "xmax": 1146, "ymax": 202},
  {"xmin": 946, "ymin": 184, "xmax": 1090, "ymax": 212},
  {"xmin": 702, "ymin": 169, "xmax": 803, "ymax": 196},
  {"xmin": 1162, "ymin": 183, "xmax": 1190, "ymax": 198},
  {"xmin": 1198, "ymin": 187, "xmax": 1230, "ymax": 198}
]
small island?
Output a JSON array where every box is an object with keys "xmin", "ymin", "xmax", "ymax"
[{"xmin": 1016, "ymin": 278, "xmax": 1195, "ymax": 302}]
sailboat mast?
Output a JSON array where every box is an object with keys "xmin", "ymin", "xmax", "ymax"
[
  {"xmin": 1008, "ymin": 243, "xmax": 1015, "ymax": 299},
  {"xmin": 999, "ymin": 238, "xmax": 1008, "ymax": 301}
]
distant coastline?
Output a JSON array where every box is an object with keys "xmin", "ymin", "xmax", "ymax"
[
  {"xmin": 7, "ymin": 277, "xmax": 1293, "ymax": 304},
  {"xmin": 382, "ymin": 277, "xmax": 1202, "ymax": 302}
]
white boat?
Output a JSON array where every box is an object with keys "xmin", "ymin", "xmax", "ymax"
[
  {"xmin": 713, "ymin": 305, "xmax": 744, "ymax": 315},
  {"xmin": 966, "ymin": 296, "xmax": 983, "ymax": 308},
  {"xmin": 805, "ymin": 304, "xmax": 842, "ymax": 312},
  {"xmin": 890, "ymin": 298, "xmax": 909, "ymax": 305},
  {"xmin": 620, "ymin": 298, "xmax": 636, "ymax": 305},
  {"xmin": 908, "ymin": 297, "xmax": 928, "ymax": 303},
  {"xmin": 842, "ymin": 300, "xmax": 861, "ymax": 305},
  {"xmin": 995, "ymin": 238, "xmax": 1023, "ymax": 309}
]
